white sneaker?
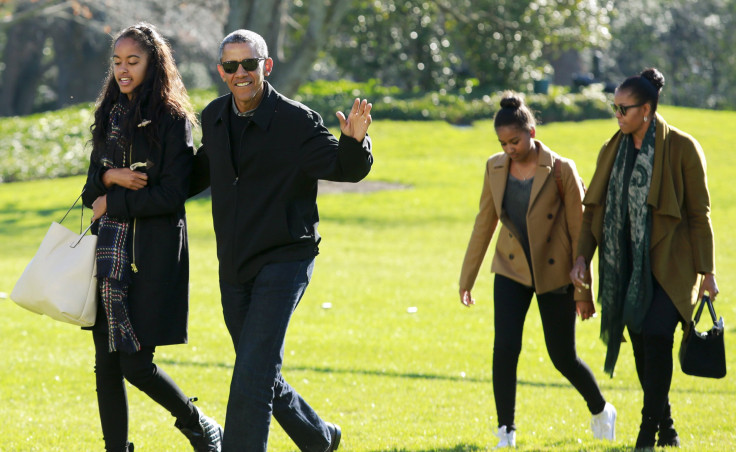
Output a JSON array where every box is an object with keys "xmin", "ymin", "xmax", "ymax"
[
  {"xmin": 591, "ymin": 402, "xmax": 617, "ymax": 440},
  {"xmin": 495, "ymin": 425, "xmax": 516, "ymax": 448}
]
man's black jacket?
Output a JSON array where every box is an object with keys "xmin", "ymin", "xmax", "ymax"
[{"xmin": 191, "ymin": 82, "xmax": 373, "ymax": 284}]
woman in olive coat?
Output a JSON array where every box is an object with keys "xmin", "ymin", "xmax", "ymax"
[{"xmin": 570, "ymin": 67, "xmax": 718, "ymax": 449}]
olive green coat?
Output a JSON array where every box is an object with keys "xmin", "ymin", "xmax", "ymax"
[{"xmin": 577, "ymin": 113, "xmax": 715, "ymax": 322}]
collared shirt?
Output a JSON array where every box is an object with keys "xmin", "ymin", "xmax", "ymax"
[{"xmin": 231, "ymin": 96, "xmax": 256, "ymax": 118}]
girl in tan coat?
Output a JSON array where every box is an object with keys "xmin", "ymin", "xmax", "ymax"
[{"xmin": 459, "ymin": 92, "xmax": 616, "ymax": 448}]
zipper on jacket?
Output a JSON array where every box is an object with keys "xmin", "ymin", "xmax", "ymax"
[
  {"xmin": 129, "ymin": 144, "xmax": 139, "ymax": 273},
  {"xmin": 177, "ymin": 219, "xmax": 185, "ymax": 260},
  {"xmin": 131, "ymin": 218, "xmax": 138, "ymax": 273}
]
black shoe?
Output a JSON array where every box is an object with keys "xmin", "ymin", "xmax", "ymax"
[
  {"xmin": 657, "ymin": 426, "xmax": 681, "ymax": 447},
  {"xmin": 635, "ymin": 416, "xmax": 658, "ymax": 450},
  {"xmin": 657, "ymin": 414, "xmax": 680, "ymax": 447},
  {"xmin": 657, "ymin": 403, "xmax": 680, "ymax": 447},
  {"xmin": 175, "ymin": 405, "xmax": 223, "ymax": 452},
  {"xmin": 326, "ymin": 422, "xmax": 341, "ymax": 451}
]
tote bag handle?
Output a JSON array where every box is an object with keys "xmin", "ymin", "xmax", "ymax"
[{"xmin": 59, "ymin": 190, "xmax": 96, "ymax": 248}]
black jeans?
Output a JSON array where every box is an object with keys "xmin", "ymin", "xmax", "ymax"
[
  {"xmin": 493, "ymin": 274, "xmax": 606, "ymax": 430},
  {"xmin": 93, "ymin": 331, "xmax": 195, "ymax": 452}
]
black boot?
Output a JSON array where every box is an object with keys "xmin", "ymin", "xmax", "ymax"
[
  {"xmin": 657, "ymin": 404, "xmax": 680, "ymax": 447},
  {"xmin": 637, "ymin": 335, "xmax": 675, "ymax": 450},
  {"xmin": 635, "ymin": 416, "xmax": 658, "ymax": 450},
  {"xmin": 108, "ymin": 442, "xmax": 133, "ymax": 452},
  {"xmin": 175, "ymin": 404, "xmax": 223, "ymax": 452}
]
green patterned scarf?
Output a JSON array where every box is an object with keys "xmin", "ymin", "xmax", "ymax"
[{"xmin": 599, "ymin": 119, "xmax": 656, "ymax": 376}]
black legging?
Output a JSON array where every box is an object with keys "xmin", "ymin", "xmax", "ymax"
[
  {"xmin": 93, "ymin": 331, "xmax": 196, "ymax": 452},
  {"xmin": 628, "ymin": 277, "xmax": 682, "ymax": 428},
  {"xmin": 492, "ymin": 274, "xmax": 606, "ymax": 430}
]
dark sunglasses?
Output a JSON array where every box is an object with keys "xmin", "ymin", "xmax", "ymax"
[
  {"xmin": 220, "ymin": 58, "xmax": 265, "ymax": 74},
  {"xmin": 610, "ymin": 102, "xmax": 645, "ymax": 116}
]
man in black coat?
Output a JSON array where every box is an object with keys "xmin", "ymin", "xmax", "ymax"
[{"xmin": 192, "ymin": 29, "xmax": 373, "ymax": 452}]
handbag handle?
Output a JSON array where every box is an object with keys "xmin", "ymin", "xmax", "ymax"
[
  {"xmin": 59, "ymin": 189, "xmax": 97, "ymax": 247},
  {"xmin": 59, "ymin": 190, "xmax": 85, "ymax": 228},
  {"xmin": 69, "ymin": 222, "xmax": 96, "ymax": 248},
  {"xmin": 693, "ymin": 295, "xmax": 723, "ymax": 331}
]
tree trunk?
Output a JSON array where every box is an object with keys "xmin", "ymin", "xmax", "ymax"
[
  {"xmin": 0, "ymin": 17, "xmax": 47, "ymax": 116},
  {"xmin": 50, "ymin": 20, "xmax": 111, "ymax": 109}
]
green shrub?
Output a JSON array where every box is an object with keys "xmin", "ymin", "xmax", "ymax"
[
  {"xmin": 295, "ymin": 80, "xmax": 612, "ymax": 127},
  {"xmin": 0, "ymin": 105, "xmax": 94, "ymax": 183}
]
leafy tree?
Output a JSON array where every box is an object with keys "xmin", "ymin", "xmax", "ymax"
[
  {"xmin": 328, "ymin": 0, "xmax": 611, "ymax": 93},
  {"xmin": 605, "ymin": 0, "xmax": 736, "ymax": 109},
  {"xmin": 327, "ymin": 1, "xmax": 458, "ymax": 92}
]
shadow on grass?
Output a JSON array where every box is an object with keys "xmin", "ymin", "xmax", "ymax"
[
  {"xmin": 369, "ymin": 445, "xmax": 484, "ymax": 452},
  {"xmin": 158, "ymin": 359, "xmax": 736, "ymax": 396},
  {"xmin": 0, "ymin": 205, "xmax": 82, "ymax": 235},
  {"xmin": 369, "ymin": 445, "xmax": 633, "ymax": 452}
]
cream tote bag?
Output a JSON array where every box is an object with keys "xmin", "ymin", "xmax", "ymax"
[{"xmin": 10, "ymin": 193, "xmax": 98, "ymax": 327}]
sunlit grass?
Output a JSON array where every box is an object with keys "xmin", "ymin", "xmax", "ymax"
[{"xmin": 1, "ymin": 108, "xmax": 735, "ymax": 450}]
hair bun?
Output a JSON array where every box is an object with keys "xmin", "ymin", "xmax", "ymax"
[
  {"xmin": 499, "ymin": 93, "xmax": 523, "ymax": 109},
  {"xmin": 641, "ymin": 67, "xmax": 665, "ymax": 91}
]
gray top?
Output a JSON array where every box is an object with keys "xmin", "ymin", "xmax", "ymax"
[{"xmin": 503, "ymin": 174, "xmax": 533, "ymax": 267}]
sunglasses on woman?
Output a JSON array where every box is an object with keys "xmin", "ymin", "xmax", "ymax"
[
  {"xmin": 220, "ymin": 58, "xmax": 265, "ymax": 74},
  {"xmin": 610, "ymin": 102, "xmax": 645, "ymax": 116}
]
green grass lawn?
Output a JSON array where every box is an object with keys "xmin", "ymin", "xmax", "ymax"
[{"xmin": 1, "ymin": 107, "xmax": 735, "ymax": 450}]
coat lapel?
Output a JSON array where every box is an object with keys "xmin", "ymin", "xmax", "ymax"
[
  {"xmin": 647, "ymin": 114, "xmax": 680, "ymax": 216},
  {"xmin": 528, "ymin": 140, "xmax": 554, "ymax": 208},
  {"xmin": 489, "ymin": 154, "xmax": 509, "ymax": 220},
  {"xmin": 211, "ymin": 94, "xmax": 237, "ymax": 180},
  {"xmin": 649, "ymin": 114, "xmax": 682, "ymax": 248}
]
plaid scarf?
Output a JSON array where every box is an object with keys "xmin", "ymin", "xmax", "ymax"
[
  {"xmin": 599, "ymin": 119, "xmax": 656, "ymax": 376},
  {"xmin": 96, "ymin": 101, "xmax": 141, "ymax": 353}
]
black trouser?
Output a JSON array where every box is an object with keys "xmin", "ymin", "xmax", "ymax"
[
  {"xmin": 492, "ymin": 274, "xmax": 606, "ymax": 430},
  {"xmin": 93, "ymin": 331, "xmax": 196, "ymax": 452},
  {"xmin": 628, "ymin": 278, "xmax": 682, "ymax": 429}
]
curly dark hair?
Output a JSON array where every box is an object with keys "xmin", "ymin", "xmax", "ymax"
[{"xmin": 90, "ymin": 23, "xmax": 197, "ymax": 159}]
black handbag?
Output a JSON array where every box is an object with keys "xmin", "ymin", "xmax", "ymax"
[{"xmin": 679, "ymin": 295, "xmax": 726, "ymax": 378}]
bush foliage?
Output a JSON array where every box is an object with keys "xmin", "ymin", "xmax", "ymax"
[
  {"xmin": 296, "ymin": 79, "xmax": 612, "ymax": 126},
  {"xmin": 0, "ymin": 82, "xmax": 612, "ymax": 182}
]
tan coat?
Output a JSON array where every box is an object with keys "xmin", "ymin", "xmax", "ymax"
[
  {"xmin": 577, "ymin": 113, "xmax": 715, "ymax": 322},
  {"xmin": 460, "ymin": 140, "xmax": 592, "ymax": 300}
]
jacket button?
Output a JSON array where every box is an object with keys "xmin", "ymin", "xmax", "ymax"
[
  {"xmin": 509, "ymin": 254, "xmax": 514, "ymax": 260},
  {"xmin": 548, "ymin": 258, "xmax": 555, "ymax": 265},
  {"xmin": 547, "ymin": 236, "xmax": 551, "ymax": 243},
  {"xmin": 509, "ymin": 233, "xmax": 513, "ymax": 238},
  {"xmin": 547, "ymin": 213, "xmax": 553, "ymax": 219}
]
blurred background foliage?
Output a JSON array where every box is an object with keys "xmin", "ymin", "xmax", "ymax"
[
  {"xmin": 3, "ymin": 0, "xmax": 736, "ymax": 116},
  {"xmin": 1, "ymin": 0, "xmax": 735, "ymax": 182}
]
